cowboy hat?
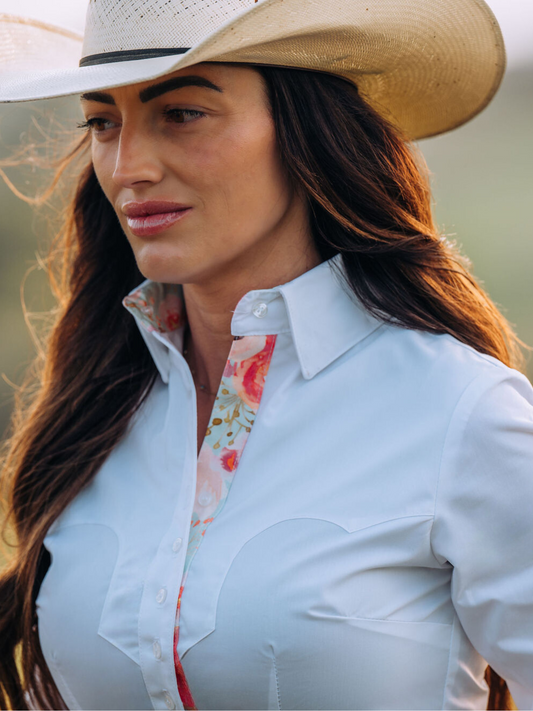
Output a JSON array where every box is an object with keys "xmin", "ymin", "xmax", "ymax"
[{"xmin": 0, "ymin": 0, "xmax": 505, "ymax": 140}]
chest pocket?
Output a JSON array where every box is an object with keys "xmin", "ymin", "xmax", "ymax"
[
  {"xmin": 37, "ymin": 524, "xmax": 153, "ymax": 710},
  {"xmin": 178, "ymin": 516, "xmax": 455, "ymax": 710},
  {"xmin": 178, "ymin": 514, "xmax": 454, "ymax": 657}
]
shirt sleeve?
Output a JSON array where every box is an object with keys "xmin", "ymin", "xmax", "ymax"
[{"xmin": 430, "ymin": 368, "xmax": 533, "ymax": 710}]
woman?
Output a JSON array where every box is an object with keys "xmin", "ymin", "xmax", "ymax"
[{"xmin": 1, "ymin": 0, "xmax": 532, "ymax": 709}]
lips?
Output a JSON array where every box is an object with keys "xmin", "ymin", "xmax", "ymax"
[{"xmin": 122, "ymin": 201, "xmax": 192, "ymax": 237}]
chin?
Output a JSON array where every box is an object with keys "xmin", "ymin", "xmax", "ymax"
[
  {"xmin": 133, "ymin": 246, "xmax": 210, "ymax": 285},
  {"xmin": 136, "ymin": 260, "xmax": 187, "ymax": 285}
]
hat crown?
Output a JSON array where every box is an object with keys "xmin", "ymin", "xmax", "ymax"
[{"xmin": 82, "ymin": 0, "xmax": 258, "ymax": 59}]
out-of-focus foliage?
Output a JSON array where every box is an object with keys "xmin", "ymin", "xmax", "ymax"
[{"xmin": 0, "ymin": 68, "xmax": 532, "ymax": 440}]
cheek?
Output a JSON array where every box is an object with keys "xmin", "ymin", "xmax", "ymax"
[{"xmin": 188, "ymin": 118, "xmax": 288, "ymax": 221}]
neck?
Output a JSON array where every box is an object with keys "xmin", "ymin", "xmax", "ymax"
[{"xmin": 182, "ymin": 240, "xmax": 321, "ymax": 395}]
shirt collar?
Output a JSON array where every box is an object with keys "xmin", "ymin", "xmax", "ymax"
[{"xmin": 123, "ymin": 253, "xmax": 383, "ymax": 382}]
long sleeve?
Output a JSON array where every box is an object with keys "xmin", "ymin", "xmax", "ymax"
[{"xmin": 431, "ymin": 369, "xmax": 533, "ymax": 710}]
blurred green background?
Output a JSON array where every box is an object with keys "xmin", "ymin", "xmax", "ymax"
[{"xmin": 0, "ymin": 65, "xmax": 532, "ymax": 441}]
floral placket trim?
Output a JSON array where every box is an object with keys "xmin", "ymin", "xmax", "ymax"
[
  {"xmin": 122, "ymin": 282, "xmax": 183, "ymax": 333},
  {"xmin": 173, "ymin": 333, "xmax": 277, "ymax": 711}
]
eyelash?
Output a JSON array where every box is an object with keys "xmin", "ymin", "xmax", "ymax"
[
  {"xmin": 164, "ymin": 108, "xmax": 205, "ymax": 124},
  {"xmin": 77, "ymin": 108, "xmax": 205, "ymax": 132}
]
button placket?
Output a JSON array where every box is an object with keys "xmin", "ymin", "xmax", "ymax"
[
  {"xmin": 132, "ymin": 337, "xmax": 197, "ymax": 710},
  {"xmin": 171, "ymin": 332, "xmax": 278, "ymax": 708}
]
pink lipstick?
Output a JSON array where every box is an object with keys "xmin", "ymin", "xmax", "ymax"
[{"xmin": 122, "ymin": 201, "xmax": 192, "ymax": 237}]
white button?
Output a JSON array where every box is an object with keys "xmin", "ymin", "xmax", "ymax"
[
  {"xmin": 172, "ymin": 537, "xmax": 183, "ymax": 553},
  {"xmin": 163, "ymin": 690, "xmax": 176, "ymax": 710},
  {"xmin": 152, "ymin": 640, "xmax": 162, "ymax": 660},
  {"xmin": 156, "ymin": 587, "xmax": 167, "ymax": 604},
  {"xmin": 197, "ymin": 490, "xmax": 213, "ymax": 507},
  {"xmin": 252, "ymin": 302, "xmax": 268, "ymax": 319}
]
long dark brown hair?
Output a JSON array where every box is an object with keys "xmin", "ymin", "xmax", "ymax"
[{"xmin": 0, "ymin": 65, "xmax": 520, "ymax": 710}]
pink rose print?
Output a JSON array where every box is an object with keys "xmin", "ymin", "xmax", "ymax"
[
  {"xmin": 231, "ymin": 334, "xmax": 276, "ymax": 409},
  {"xmin": 123, "ymin": 283, "xmax": 183, "ymax": 333},
  {"xmin": 196, "ymin": 446, "xmax": 224, "ymax": 514},
  {"xmin": 157, "ymin": 293, "xmax": 182, "ymax": 331},
  {"xmin": 230, "ymin": 336, "xmax": 267, "ymax": 362},
  {"xmin": 220, "ymin": 447, "xmax": 240, "ymax": 472}
]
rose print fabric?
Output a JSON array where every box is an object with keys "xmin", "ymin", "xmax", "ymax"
[
  {"xmin": 174, "ymin": 333, "xmax": 277, "ymax": 709},
  {"xmin": 123, "ymin": 281, "xmax": 184, "ymax": 333},
  {"xmin": 123, "ymin": 283, "xmax": 277, "ymax": 710}
]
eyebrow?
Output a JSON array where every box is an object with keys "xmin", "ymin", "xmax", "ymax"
[{"xmin": 80, "ymin": 75, "xmax": 223, "ymax": 106}]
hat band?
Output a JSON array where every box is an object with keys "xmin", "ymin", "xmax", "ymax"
[{"xmin": 80, "ymin": 48, "xmax": 190, "ymax": 67}]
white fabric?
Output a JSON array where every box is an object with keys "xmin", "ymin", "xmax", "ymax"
[{"xmin": 36, "ymin": 255, "xmax": 533, "ymax": 710}]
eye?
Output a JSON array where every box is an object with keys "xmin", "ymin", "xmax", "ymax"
[
  {"xmin": 77, "ymin": 117, "xmax": 119, "ymax": 133},
  {"xmin": 163, "ymin": 108, "xmax": 205, "ymax": 125}
]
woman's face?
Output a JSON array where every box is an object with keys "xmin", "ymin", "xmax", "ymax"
[{"xmin": 81, "ymin": 63, "xmax": 311, "ymax": 285}]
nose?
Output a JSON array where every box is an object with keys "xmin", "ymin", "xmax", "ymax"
[{"xmin": 112, "ymin": 122, "xmax": 164, "ymax": 189}]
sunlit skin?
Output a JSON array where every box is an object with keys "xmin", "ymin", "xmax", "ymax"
[{"xmin": 81, "ymin": 63, "xmax": 321, "ymax": 444}]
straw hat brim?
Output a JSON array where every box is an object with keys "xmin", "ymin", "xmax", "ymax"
[{"xmin": 0, "ymin": 0, "xmax": 506, "ymax": 140}]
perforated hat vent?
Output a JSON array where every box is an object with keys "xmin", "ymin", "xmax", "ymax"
[{"xmin": 81, "ymin": 0, "xmax": 259, "ymax": 66}]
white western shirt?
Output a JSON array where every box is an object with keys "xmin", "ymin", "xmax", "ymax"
[{"xmin": 36, "ymin": 254, "xmax": 533, "ymax": 710}]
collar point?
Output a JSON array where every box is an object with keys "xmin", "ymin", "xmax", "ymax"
[{"xmin": 302, "ymin": 365, "xmax": 319, "ymax": 380}]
